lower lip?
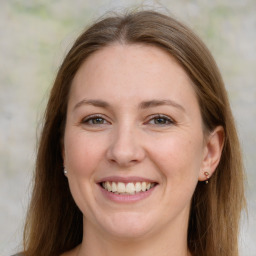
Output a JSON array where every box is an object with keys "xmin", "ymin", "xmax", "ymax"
[{"xmin": 98, "ymin": 184, "xmax": 157, "ymax": 203}]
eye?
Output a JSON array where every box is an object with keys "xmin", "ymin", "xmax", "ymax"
[
  {"xmin": 81, "ymin": 115, "xmax": 109, "ymax": 125},
  {"xmin": 147, "ymin": 114, "xmax": 174, "ymax": 126}
]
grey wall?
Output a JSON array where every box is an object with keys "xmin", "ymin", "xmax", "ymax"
[{"xmin": 0, "ymin": 0, "xmax": 255, "ymax": 255}]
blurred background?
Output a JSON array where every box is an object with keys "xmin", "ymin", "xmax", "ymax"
[{"xmin": 0, "ymin": 0, "xmax": 255, "ymax": 255}]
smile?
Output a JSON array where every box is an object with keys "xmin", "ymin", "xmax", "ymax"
[{"xmin": 101, "ymin": 181, "xmax": 157, "ymax": 195}]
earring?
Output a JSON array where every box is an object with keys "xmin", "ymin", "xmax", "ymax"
[
  {"xmin": 204, "ymin": 171, "xmax": 210, "ymax": 184},
  {"xmin": 64, "ymin": 169, "xmax": 68, "ymax": 176}
]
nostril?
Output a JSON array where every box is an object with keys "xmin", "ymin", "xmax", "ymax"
[{"xmin": 106, "ymin": 133, "xmax": 146, "ymax": 165}]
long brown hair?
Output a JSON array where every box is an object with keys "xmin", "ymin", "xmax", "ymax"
[{"xmin": 23, "ymin": 10, "xmax": 246, "ymax": 256}]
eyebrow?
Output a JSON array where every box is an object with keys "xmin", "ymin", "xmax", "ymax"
[
  {"xmin": 73, "ymin": 99, "xmax": 110, "ymax": 111},
  {"xmin": 139, "ymin": 99, "xmax": 185, "ymax": 111},
  {"xmin": 73, "ymin": 99, "xmax": 185, "ymax": 112}
]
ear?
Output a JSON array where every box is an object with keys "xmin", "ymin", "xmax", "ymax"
[{"xmin": 198, "ymin": 126, "xmax": 225, "ymax": 182}]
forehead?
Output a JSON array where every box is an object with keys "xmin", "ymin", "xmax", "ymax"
[
  {"xmin": 74, "ymin": 43, "xmax": 189, "ymax": 80},
  {"xmin": 69, "ymin": 43, "xmax": 199, "ymax": 112}
]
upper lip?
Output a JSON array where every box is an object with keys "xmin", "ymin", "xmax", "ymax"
[{"xmin": 97, "ymin": 176, "xmax": 158, "ymax": 184}]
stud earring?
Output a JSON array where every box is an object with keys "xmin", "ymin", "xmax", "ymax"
[
  {"xmin": 204, "ymin": 171, "xmax": 210, "ymax": 184},
  {"xmin": 64, "ymin": 169, "xmax": 68, "ymax": 176}
]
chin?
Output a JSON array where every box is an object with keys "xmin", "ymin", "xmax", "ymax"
[{"xmin": 99, "ymin": 212, "xmax": 155, "ymax": 239}]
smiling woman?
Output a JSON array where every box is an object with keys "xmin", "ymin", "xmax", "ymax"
[{"xmin": 17, "ymin": 10, "xmax": 246, "ymax": 256}]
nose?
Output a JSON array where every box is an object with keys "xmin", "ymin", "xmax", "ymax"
[{"xmin": 106, "ymin": 125, "xmax": 146, "ymax": 167}]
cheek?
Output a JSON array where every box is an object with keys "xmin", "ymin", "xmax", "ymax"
[
  {"xmin": 63, "ymin": 131, "xmax": 106, "ymax": 215},
  {"xmin": 144, "ymin": 133, "xmax": 204, "ymax": 221},
  {"xmin": 64, "ymin": 131, "xmax": 106, "ymax": 177},
  {"xmin": 150, "ymin": 133, "xmax": 204, "ymax": 183}
]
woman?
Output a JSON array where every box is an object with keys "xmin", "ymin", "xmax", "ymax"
[{"xmin": 17, "ymin": 10, "xmax": 245, "ymax": 256}]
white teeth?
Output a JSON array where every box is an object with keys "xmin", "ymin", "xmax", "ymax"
[
  {"xmin": 106, "ymin": 181, "xmax": 112, "ymax": 191},
  {"xmin": 117, "ymin": 182, "xmax": 126, "ymax": 193},
  {"xmin": 112, "ymin": 182, "xmax": 117, "ymax": 192},
  {"xmin": 101, "ymin": 181, "xmax": 156, "ymax": 194},
  {"xmin": 141, "ymin": 182, "xmax": 147, "ymax": 192},
  {"xmin": 135, "ymin": 182, "xmax": 141, "ymax": 192},
  {"xmin": 126, "ymin": 183, "xmax": 135, "ymax": 194}
]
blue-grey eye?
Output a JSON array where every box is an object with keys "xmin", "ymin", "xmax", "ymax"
[
  {"xmin": 82, "ymin": 115, "xmax": 107, "ymax": 125},
  {"xmin": 148, "ymin": 115, "xmax": 173, "ymax": 125},
  {"xmin": 91, "ymin": 117, "xmax": 105, "ymax": 124},
  {"xmin": 154, "ymin": 117, "xmax": 169, "ymax": 124}
]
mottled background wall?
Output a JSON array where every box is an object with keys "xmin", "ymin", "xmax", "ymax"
[{"xmin": 0, "ymin": 0, "xmax": 255, "ymax": 255}]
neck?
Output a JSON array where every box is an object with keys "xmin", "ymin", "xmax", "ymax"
[{"xmin": 78, "ymin": 216, "xmax": 191, "ymax": 256}]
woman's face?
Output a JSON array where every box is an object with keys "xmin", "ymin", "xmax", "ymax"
[{"xmin": 63, "ymin": 44, "xmax": 208, "ymax": 239}]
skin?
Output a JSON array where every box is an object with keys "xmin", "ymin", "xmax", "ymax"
[{"xmin": 62, "ymin": 44, "xmax": 224, "ymax": 256}]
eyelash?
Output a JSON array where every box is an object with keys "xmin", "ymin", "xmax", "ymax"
[
  {"xmin": 81, "ymin": 114, "xmax": 109, "ymax": 125},
  {"xmin": 146, "ymin": 114, "xmax": 175, "ymax": 126},
  {"xmin": 81, "ymin": 114, "xmax": 175, "ymax": 126}
]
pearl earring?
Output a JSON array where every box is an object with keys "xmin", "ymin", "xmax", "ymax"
[{"xmin": 64, "ymin": 169, "xmax": 68, "ymax": 176}]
